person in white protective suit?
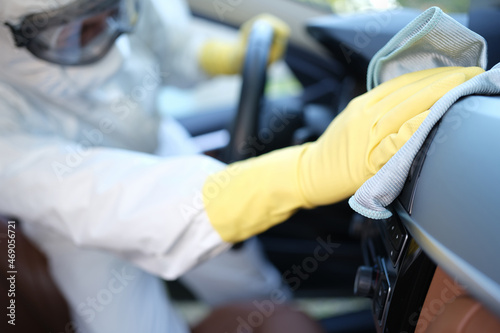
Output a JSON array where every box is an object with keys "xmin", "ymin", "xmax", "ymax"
[
  {"xmin": 0, "ymin": 0, "xmax": 305, "ymax": 332},
  {"xmin": 0, "ymin": 0, "xmax": 485, "ymax": 332}
]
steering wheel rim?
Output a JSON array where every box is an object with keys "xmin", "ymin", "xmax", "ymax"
[{"xmin": 223, "ymin": 21, "xmax": 275, "ymax": 163}]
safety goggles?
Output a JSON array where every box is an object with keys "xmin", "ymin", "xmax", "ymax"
[{"xmin": 5, "ymin": 0, "xmax": 140, "ymax": 66}]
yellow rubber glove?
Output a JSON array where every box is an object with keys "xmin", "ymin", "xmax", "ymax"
[
  {"xmin": 203, "ymin": 66, "xmax": 484, "ymax": 243},
  {"xmin": 199, "ymin": 14, "xmax": 290, "ymax": 76}
]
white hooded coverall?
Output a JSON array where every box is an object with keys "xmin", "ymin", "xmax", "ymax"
[{"xmin": 0, "ymin": 0, "xmax": 288, "ymax": 332}]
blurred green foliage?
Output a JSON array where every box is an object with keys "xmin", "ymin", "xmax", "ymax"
[
  {"xmin": 293, "ymin": 0, "xmax": 469, "ymax": 13},
  {"xmin": 398, "ymin": 0, "xmax": 469, "ymax": 12}
]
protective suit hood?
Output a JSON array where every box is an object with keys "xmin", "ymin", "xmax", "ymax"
[{"xmin": 0, "ymin": 0, "xmax": 162, "ymax": 153}]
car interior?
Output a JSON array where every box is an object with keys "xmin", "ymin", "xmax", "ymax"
[{"xmin": 2, "ymin": 0, "xmax": 500, "ymax": 332}]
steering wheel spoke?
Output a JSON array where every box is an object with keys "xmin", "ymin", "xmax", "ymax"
[{"xmin": 222, "ymin": 21, "xmax": 275, "ymax": 163}]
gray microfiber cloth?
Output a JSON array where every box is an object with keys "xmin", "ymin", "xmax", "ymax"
[{"xmin": 348, "ymin": 7, "xmax": 500, "ymax": 219}]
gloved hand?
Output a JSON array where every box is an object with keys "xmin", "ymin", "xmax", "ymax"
[
  {"xmin": 203, "ymin": 66, "xmax": 484, "ymax": 243},
  {"xmin": 199, "ymin": 14, "xmax": 290, "ymax": 76}
]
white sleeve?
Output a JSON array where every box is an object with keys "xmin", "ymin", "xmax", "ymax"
[
  {"xmin": 134, "ymin": 0, "xmax": 209, "ymax": 87},
  {"xmin": 0, "ymin": 130, "xmax": 231, "ymax": 279}
]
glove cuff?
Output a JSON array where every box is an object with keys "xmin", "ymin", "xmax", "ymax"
[{"xmin": 202, "ymin": 145, "xmax": 311, "ymax": 243}]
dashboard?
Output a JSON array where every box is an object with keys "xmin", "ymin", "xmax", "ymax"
[{"xmin": 354, "ymin": 95, "xmax": 500, "ymax": 332}]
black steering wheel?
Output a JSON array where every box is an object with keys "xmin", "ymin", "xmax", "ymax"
[{"xmin": 222, "ymin": 20, "xmax": 275, "ymax": 163}]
